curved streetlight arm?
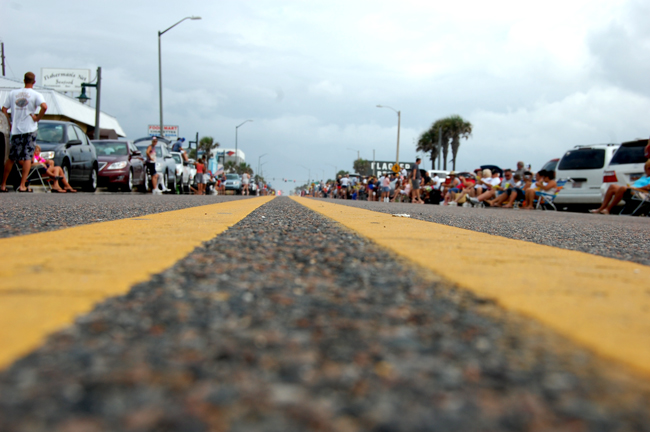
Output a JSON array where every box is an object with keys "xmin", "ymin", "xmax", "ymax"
[
  {"xmin": 376, "ymin": 104, "xmax": 398, "ymax": 114},
  {"xmin": 236, "ymin": 119, "xmax": 253, "ymax": 129},
  {"xmin": 159, "ymin": 16, "xmax": 202, "ymax": 36},
  {"xmin": 235, "ymin": 120, "xmax": 253, "ymax": 165}
]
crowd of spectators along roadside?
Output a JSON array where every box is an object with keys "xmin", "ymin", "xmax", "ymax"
[{"xmin": 302, "ymin": 154, "xmax": 650, "ymax": 212}]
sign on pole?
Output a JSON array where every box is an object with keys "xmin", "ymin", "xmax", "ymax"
[
  {"xmin": 41, "ymin": 68, "xmax": 91, "ymax": 93},
  {"xmin": 148, "ymin": 125, "xmax": 179, "ymax": 139}
]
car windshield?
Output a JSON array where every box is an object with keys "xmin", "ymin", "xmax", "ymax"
[
  {"xmin": 172, "ymin": 154, "xmax": 182, "ymax": 164},
  {"xmin": 558, "ymin": 149, "xmax": 606, "ymax": 170},
  {"xmin": 37, "ymin": 123, "xmax": 65, "ymax": 144},
  {"xmin": 609, "ymin": 143, "xmax": 647, "ymax": 166},
  {"xmin": 541, "ymin": 160, "xmax": 558, "ymax": 171},
  {"xmin": 94, "ymin": 142, "xmax": 128, "ymax": 156},
  {"xmin": 226, "ymin": 174, "xmax": 239, "ymax": 180},
  {"xmin": 136, "ymin": 143, "xmax": 162, "ymax": 158}
]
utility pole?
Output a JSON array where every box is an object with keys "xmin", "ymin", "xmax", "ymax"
[
  {"xmin": 1, "ymin": 43, "xmax": 5, "ymax": 77},
  {"xmin": 373, "ymin": 149, "xmax": 376, "ymax": 177}
]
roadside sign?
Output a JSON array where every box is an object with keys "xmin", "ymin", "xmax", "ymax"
[
  {"xmin": 148, "ymin": 125, "xmax": 179, "ymax": 139},
  {"xmin": 391, "ymin": 163, "xmax": 401, "ymax": 173}
]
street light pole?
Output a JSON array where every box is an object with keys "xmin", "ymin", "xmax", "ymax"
[
  {"xmin": 158, "ymin": 16, "xmax": 201, "ymax": 138},
  {"xmin": 257, "ymin": 153, "xmax": 268, "ymax": 180},
  {"xmin": 376, "ymin": 105, "xmax": 401, "ymax": 168},
  {"xmin": 235, "ymin": 119, "xmax": 253, "ymax": 166}
]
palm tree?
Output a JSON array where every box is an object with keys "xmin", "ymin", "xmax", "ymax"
[
  {"xmin": 236, "ymin": 162, "xmax": 253, "ymax": 175},
  {"xmin": 198, "ymin": 136, "xmax": 219, "ymax": 162},
  {"xmin": 416, "ymin": 129, "xmax": 440, "ymax": 170},
  {"xmin": 444, "ymin": 115, "xmax": 472, "ymax": 171},
  {"xmin": 224, "ymin": 161, "xmax": 237, "ymax": 173},
  {"xmin": 419, "ymin": 116, "xmax": 472, "ymax": 170}
]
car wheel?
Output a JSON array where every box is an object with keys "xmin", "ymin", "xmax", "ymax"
[
  {"xmin": 122, "ymin": 169, "xmax": 133, "ymax": 192},
  {"xmin": 84, "ymin": 165, "xmax": 98, "ymax": 192}
]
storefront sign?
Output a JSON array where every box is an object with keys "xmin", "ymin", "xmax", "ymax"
[
  {"xmin": 41, "ymin": 68, "xmax": 91, "ymax": 93},
  {"xmin": 148, "ymin": 125, "xmax": 179, "ymax": 139},
  {"xmin": 366, "ymin": 161, "xmax": 414, "ymax": 176}
]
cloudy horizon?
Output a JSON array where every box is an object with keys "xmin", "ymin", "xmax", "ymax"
[{"xmin": 3, "ymin": 0, "xmax": 649, "ymax": 192}]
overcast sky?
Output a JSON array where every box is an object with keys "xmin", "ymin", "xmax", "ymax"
[{"xmin": 3, "ymin": 0, "xmax": 649, "ymax": 193}]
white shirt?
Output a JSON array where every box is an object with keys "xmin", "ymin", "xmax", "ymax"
[
  {"xmin": 483, "ymin": 177, "xmax": 501, "ymax": 187},
  {"xmin": 3, "ymin": 88, "xmax": 46, "ymax": 134},
  {"xmin": 431, "ymin": 175, "xmax": 441, "ymax": 190},
  {"xmin": 340, "ymin": 177, "xmax": 350, "ymax": 187}
]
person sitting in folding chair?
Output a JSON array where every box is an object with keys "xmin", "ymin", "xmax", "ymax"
[
  {"xmin": 590, "ymin": 160, "xmax": 650, "ymax": 215},
  {"xmin": 522, "ymin": 170, "xmax": 557, "ymax": 210},
  {"xmin": 33, "ymin": 145, "xmax": 76, "ymax": 193}
]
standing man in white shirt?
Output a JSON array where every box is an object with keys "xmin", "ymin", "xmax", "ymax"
[{"xmin": 1, "ymin": 72, "xmax": 48, "ymax": 192}]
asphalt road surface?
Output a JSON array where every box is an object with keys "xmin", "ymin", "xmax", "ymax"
[{"xmin": 0, "ymin": 195, "xmax": 649, "ymax": 431}]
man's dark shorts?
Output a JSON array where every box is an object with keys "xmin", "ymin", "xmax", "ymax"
[
  {"xmin": 9, "ymin": 132, "xmax": 37, "ymax": 162},
  {"xmin": 146, "ymin": 162, "xmax": 157, "ymax": 176},
  {"xmin": 507, "ymin": 187, "xmax": 525, "ymax": 201},
  {"xmin": 412, "ymin": 179, "xmax": 420, "ymax": 190}
]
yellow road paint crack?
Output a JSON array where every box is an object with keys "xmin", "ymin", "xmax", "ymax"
[
  {"xmin": 293, "ymin": 197, "xmax": 650, "ymax": 377},
  {"xmin": 0, "ymin": 197, "xmax": 274, "ymax": 370}
]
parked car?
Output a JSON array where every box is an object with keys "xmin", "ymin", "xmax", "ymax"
[
  {"xmin": 92, "ymin": 140, "xmax": 146, "ymax": 192},
  {"xmin": 23, "ymin": 120, "xmax": 99, "ymax": 191},
  {"xmin": 427, "ymin": 170, "xmax": 449, "ymax": 180},
  {"xmin": 540, "ymin": 158, "xmax": 559, "ymax": 176},
  {"xmin": 171, "ymin": 151, "xmax": 186, "ymax": 192},
  {"xmin": 554, "ymin": 143, "xmax": 620, "ymax": 205},
  {"xmin": 224, "ymin": 173, "xmax": 242, "ymax": 194},
  {"xmin": 600, "ymin": 139, "xmax": 649, "ymax": 204},
  {"xmin": 133, "ymin": 137, "xmax": 177, "ymax": 191}
]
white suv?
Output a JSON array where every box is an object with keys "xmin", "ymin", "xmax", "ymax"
[
  {"xmin": 554, "ymin": 143, "xmax": 619, "ymax": 205},
  {"xmin": 600, "ymin": 139, "xmax": 648, "ymax": 201}
]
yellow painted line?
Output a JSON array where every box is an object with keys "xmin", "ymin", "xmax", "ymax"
[
  {"xmin": 0, "ymin": 196, "xmax": 274, "ymax": 369},
  {"xmin": 293, "ymin": 197, "xmax": 650, "ymax": 377}
]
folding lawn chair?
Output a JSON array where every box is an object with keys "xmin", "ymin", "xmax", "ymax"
[
  {"xmin": 535, "ymin": 179, "xmax": 569, "ymax": 211},
  {"xmin": 14, "ymin": 163, "xmax": 52, "ymax": 192},
  {"xmin": 620, "ymin": 188, "xmax": 650, "ymax": 216}
]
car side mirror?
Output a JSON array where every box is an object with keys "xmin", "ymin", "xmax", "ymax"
[
  {"xmin": 133, "ymin": 150, "xmax": 142, "ymax": 156},
  {"xmin": 164, "ymin": 155, "xmax": 172, "ymax": 159},
  {"xmin": 66, "ymin": 139, "xmax": 82, "ymax": 148}
]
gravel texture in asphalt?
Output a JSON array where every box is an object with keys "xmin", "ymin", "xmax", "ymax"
[
  {"xmin": 319, "ymin": 198, "xmax": 650, "ymax": 266},
  {"xmin": 0, "ymin": 194, "xmax": 252, "ymax": 239},
  {"xmin": 1, "ymin": 197, "xmax": 649, "ymax": 431}
]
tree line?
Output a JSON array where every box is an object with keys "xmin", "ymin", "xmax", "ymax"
[{"xmin": 416, "ymin": 115, "xmax": 472, "ymax": 171}]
